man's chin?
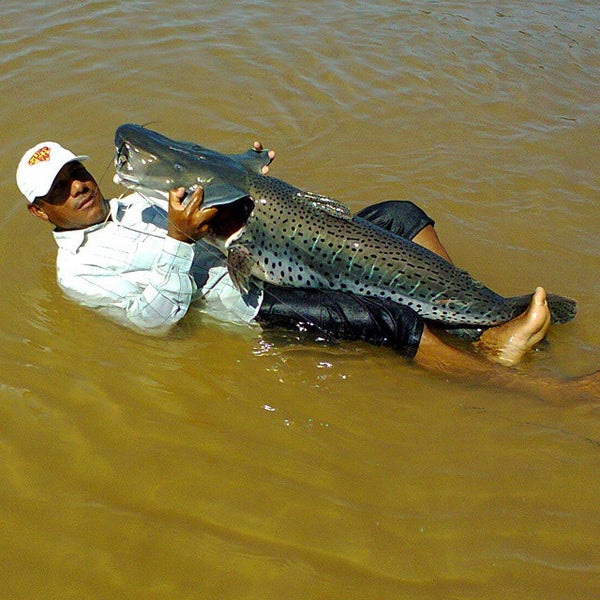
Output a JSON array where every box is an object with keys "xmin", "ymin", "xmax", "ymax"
[{"xmin": 85, "ymin": 204, "xmax": 110, "ymax": 226}]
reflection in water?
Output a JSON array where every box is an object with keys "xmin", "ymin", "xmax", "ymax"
[{"xmin": 1, "ymin": 0, "xmax": 599, "ymax": 598}]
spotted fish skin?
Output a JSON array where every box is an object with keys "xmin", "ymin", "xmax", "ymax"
[
  {"xmin": 114, "ymin": 124, "xmax": 577, "ymax": 328},
  {"xmin": 233, "ymin": 173, "xmax": 576, "ymax": 327}
]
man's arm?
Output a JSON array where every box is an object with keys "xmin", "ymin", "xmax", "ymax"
[
  {"xmin": 58, "ymin": 187, "xmax": 220, "ymax": 332},
  {"xmin": 57, "ymin": 234, "xmax": 196, "ymax": 332}
]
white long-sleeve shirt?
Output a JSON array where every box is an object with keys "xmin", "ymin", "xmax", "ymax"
[{"xmin": 53, "ymin": 192, "xmax": 263, "ymax": 332}]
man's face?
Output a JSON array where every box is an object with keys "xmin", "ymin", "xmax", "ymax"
[{"xmin": 31, "ymin": 161, "xmax": 109, "ymax": 230}]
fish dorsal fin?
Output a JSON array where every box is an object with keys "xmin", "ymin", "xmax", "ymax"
[{"xmin": 296, "ymin": 191, "xmax": 353, "ymax": 219}]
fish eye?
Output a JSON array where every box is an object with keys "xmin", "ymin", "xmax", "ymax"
[{"xmin": 174, "ymin": 163, "xmax": 185, "ymax": 172}]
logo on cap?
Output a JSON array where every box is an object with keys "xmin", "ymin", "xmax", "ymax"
[{"xmin": 28, "ymin": 146, "xmax": 51, "ymax": 166}]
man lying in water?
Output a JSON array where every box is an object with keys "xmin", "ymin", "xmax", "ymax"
[{"xmin": 16, "ymin": 140, "xmax": 599, "ymax": 404}]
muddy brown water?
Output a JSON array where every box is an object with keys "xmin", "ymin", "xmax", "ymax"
[{"xmin": 1, "ymin": 1, "xmax": 599, "ymax": 598}]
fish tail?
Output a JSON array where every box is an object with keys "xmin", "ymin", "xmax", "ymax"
[
  {"xmin": 546, "ymin": 293, "xmax": 577, "ymax": 324},
  {"xmin": 506, "ymin": 292, "xmax": 577, "ymax": 324}
]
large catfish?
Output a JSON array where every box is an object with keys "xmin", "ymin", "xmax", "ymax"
[{"xmin": 113, "ymin": 123, "xmax": 576, "ymax": 330}]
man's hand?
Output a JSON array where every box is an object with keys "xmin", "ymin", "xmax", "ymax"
[
  {"xmin": 252, "ymin": 141, "xmax": 275, "ymax": 174},
  {"xmin": 167, "ymin": 186, "xmax": 218, "ymax": 243}
]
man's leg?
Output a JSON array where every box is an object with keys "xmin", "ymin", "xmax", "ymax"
[
  {"xmin": 258, "ymin": 283, "xmax": 597, "ymax": 404},
  {"xmin": 392, "ymin": 216, "xmax": 595, "ymax": 401},
  {"xmin": 415, "ymin": 323, "xmax": 599, "ymax": 405},
  {"xmin": 258, "ymin": 282, "xmax": 598, "ymax": 403},
  {"xmin": 412, "ymin": 225, "xmax": 452, "ymax": 263},
  {"xmin": 356, "ymin": 200, "xmax": 556, "ymax": 364}
]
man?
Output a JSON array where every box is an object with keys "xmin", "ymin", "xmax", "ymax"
[{"xmin": 17, "ymin": 140, "xmax": 598, "ymax": 403}]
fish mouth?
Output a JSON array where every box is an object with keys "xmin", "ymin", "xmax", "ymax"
[
  {"xmin": 112, "ymin": 171, "xmax": 138, "ymax": 187},
  {"xmin": 114, "ymin": 143, "xmax": 129, "ymax": 180},
  {"xmin": 113, "ymin": 141, "xmax": 141, "ymax": 187},
  {"xmin": 206, "ymin": 197, "xmax": 254, "ymax": 242},
  {"xmin": 113, "ymin": 123, "xmax": 256, "ymax": 213}
]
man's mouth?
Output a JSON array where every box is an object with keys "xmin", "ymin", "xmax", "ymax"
[{"xmin": 77, "ymin": 189, "xmax": 97, "ymax": 210}]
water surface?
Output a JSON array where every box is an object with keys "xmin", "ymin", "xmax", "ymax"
[{"xmin": 1, "ymin": 1, "xmax": 599, "ymax": 598}]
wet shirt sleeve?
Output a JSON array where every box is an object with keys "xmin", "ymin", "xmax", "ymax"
[{"xmin": 55, "ymin": 225, "xmax": 196, "ymax": 333}]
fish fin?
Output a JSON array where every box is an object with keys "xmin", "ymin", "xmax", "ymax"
[
  {"xmin": 546, "ymin": 293, "xmax": 577, "ymax": 324},
  {"xmin": 295, "ymin": 191, "xmax": 353, "ymax": 219},
  {"xmin": 227, "ymin": 246, "xmax": 255, "ymax": 294},
  {"xmin": 229, "ymin": 148, "xmax": 274, "ymax": 175},
  {"xmin": 506, "ymin": 293, "xmax": 577, "ymax": 324},
  {"xmin": 201, "ymin": 183, "xmax": 252, "ymax": 209}
]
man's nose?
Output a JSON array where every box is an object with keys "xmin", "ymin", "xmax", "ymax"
[{"xmin": 70, "ymin": 179, "xmax": 89, "ymax": 195}]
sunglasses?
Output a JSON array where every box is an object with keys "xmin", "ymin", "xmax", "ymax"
[{"xmin": 37, "ymin": 162, "xmax": 93, "ymax": 206}]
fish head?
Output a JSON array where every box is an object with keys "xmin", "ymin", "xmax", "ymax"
[{"xmin": 113, "ymin": 123, "xmax": 252, "ymax": 208}]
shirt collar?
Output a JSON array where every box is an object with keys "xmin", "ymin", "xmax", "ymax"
[{"xmin": 52, "ymin": 198, "xmax": 121, "ymax": 253}]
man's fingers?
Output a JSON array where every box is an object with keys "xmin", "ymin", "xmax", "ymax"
[
  {"xmin": 167, "ymin": 186, "xmax": 221, "ymax": 242},
  {"xmin": 198, "ymin": 206, "xmax": 218, "ymax": 225},
  {"xmin": 168, "ymin": 187, "xmax": 187, "ymax": 208},
  {"xmin": 253, "ymin": 141, "xmax": 276, "ymax": 175},
  {"xmin": 182, "ymin": 186, "xmax": 205, "ymax": 214}
]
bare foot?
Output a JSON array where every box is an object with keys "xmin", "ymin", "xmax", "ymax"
[{"xmin": 474, "ymin": 287, "xmax": 551, "ymax": 366}]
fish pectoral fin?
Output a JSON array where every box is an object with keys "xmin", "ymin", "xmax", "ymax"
[
  {"xmin": 295, "ymin": 191, "xmax": 353, "ymax": 219},
  {"xmin": 227, "ymin": 246, "xmax": 255, "ymax": 294},
  {"xmin": 229, "ymin": 148, "xmax": 274, "ymax": 175},
  {"xmin": 201, "ymin": 182, "xmax": 251, "ymax": 209}
]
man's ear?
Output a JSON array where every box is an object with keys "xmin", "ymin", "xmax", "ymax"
[{"xmin": 27, "ymin": 203, "xmax": 50, "ymax": 222}]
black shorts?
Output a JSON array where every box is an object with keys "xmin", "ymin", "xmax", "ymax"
[
  {"xmin": 258, "ymin": 285, "xmax": 425, "ymax": 358},
  {"xmin": 354, "ymin": 200, "xmax": 435, "ymax": 241}
]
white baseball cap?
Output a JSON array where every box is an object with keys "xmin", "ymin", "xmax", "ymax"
[{"xmin": 16, "ymin": 141, "xmax": 88, "ymax": 203}]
